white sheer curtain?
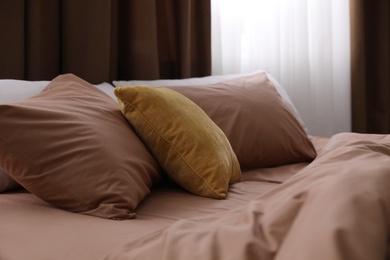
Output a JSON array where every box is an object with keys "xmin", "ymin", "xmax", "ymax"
[{"xmin": 211, "ymin": 0, "xmax": 351, "ymax": 137}]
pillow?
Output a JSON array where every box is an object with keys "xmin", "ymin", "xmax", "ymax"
[
  {"xmin": 0, "ymin": 168, "xmax": 20, "ymax": 192},
  {"xmin": 94, "ymin": 82, "xmax": 118, "ymax": 102},
  {"xmin": 0, "ymin": 74, "xmax": 162, "ymax": 219},
  {"xmin": 0, "ymin": 79, "xmax": 117, "ymax": 103},
  {"xmin": 170, "ymin": 73, "xmax": 316, "ymax": 170},
  {"xmin": 161, "ymin": 73, "xmax": 316, "ymax": 169},
  {"xmin": 0, "ymin": 80, "xmax": 117, "ymax": 193},
  {"xmin": 0, "ymin": 80, "xmax": 49, "ymax": 103},
  {"xmin": 113, "ymin": 70, "xmax": 308, "ymax": 135},
  {"xmin": 115, "ymin": 86, "xmax": 242, "ymax": 199},
  {"xmin": 0, "ymin": 80, "xmax": 50, "ymax": 192}
]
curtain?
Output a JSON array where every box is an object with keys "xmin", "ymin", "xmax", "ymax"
[
  {"xmin": 0, "ymin": 0, "xmax": 211, "ymax": 84},
  {"xmin": 350, "ymin": 0, "xmax": 390, "ymax": 134},
  {"xmin": 212, "ymin": 0, "xmax": 351, "ymax": 137}
]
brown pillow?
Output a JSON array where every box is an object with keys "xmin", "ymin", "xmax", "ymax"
[
  {"xmin": 166, "ymin": 73, "xmax": 316, "ymax": 169},
  {"xmin": 115, "ymin": 86, "xmax": 241, "ymax": 199},
  {"xmin": 0, "ymin": 74, "xmax": 162, "ymax": 220}
]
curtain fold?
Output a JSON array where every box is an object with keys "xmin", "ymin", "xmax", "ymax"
[
  {"xmin": 350, "ymin": 0, "xmax": 390, "ymax": 134},
  {"xmin": 211, "ymin": 0, "xmax": 351, "ymax": 137},
  {"xmin": 156, "ymin": 0, "xmax": 211, "ymax": 79},
  {"xmin": 0, "ymin": 1, "xmax": 28, "ymax": 79},
  {"xmin": 25, "ymin": 0, "xmax": 61, "ymax": 79},
  {"xmin": 0, "ymin": 0, "xmax": 211, "ymax": 84}
]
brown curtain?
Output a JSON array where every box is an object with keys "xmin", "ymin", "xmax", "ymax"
[
  {"xmin": 350, "ymin": 0, "xmax": 390, "ymax": 133},
  {"xmin": 0, "ymin": 0, "xmax": 211, "ymax": 84}
]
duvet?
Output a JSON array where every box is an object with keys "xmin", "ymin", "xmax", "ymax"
[
  {"xmin": 103, "ymin": 133, "xmax": 390, "ymax": 260},
  {"xmin": 1, "ymin": 133, "xmax": 389, "ymax": 259}
]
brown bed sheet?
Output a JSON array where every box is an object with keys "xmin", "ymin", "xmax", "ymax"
[
  {"xmin": 0, "ymin": 136, "xmax": 326, "ymax": 260},
  {"xmin": 103, "ymin": 133, "xmax": 390, "ymax": 260}
]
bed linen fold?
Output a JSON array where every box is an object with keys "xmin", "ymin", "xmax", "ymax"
[
  {"xmin": 0, "ymin": 166, "xmax": 295, "ymax": 260},
  {"xmin": 103, "ymin": 133, "xmax": 390, "ymax": 260}
]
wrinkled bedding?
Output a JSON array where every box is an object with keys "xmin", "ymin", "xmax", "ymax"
[
  {"xmin": 1, "ymin": 133, "xmax": 389, "ymax": 260},
  {"xmin": 0, "ymin": 156, "xmax": 303, "ymax": 260},
  {"xmin": 103, "ymin": 133, "xmax": 390, "ymax": 260}
]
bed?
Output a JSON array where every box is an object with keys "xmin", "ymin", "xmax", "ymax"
[{"xmin": 1, "ymin": 72, "xmax": 390, "ymax": 260}]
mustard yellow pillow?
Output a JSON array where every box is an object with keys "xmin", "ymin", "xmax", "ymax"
[{"xmin": 115, "ymin": 86, "xmax": 241, "ymax": 199}]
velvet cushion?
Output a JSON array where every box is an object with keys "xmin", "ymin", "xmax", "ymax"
[
  {"xmin": 0, "ymin": 74, "xmax": 162, "ymax": 219},
  {"xmin": 115, "ymin": 86, "xmax": 241, "ymax": 199},
  {"xmin": 166, "ymin": 73, "xmax": 317, "ymax": 169}
]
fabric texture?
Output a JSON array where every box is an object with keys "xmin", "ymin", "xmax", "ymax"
[
  {"xmin": 0, "ymin": 74, "xmax": 162, "ymax": 219},
  {"xmin": 0, "ymin": 79, "xmax": 49, "ymax": 192},
  {"xmin": 0, "ymin": 149, "xmax": 307, "ymax": 260},
  {"xmin": 103, "ymin": 133, "xmax": 390, "ymax": 260},
  {"xmin": 0, "ymin": 0, "xmax": 211, "ymax": 83},
  {"xmin": 350, "ymin": 0, "xmax": 390, "ymax": 133},
  {"xmin": 165, "ymin": 73, "xmax": 316, "ymax": 169},
  {"xmin": 115, "ymin": 86, "xmax": 241, "ymax": 199},
  {"xmin": 0, "ymin": 168, "xmax": 19, "ymax": 192},
  {"xmin": 0, "ymin": 79, "xmax": 116, "ymax": 103},
  {"xmin": 211, "ymin": 0, "xmax": 351, "ymax": 137},
  {"xmin": 113, "ymin": 70, "xmax": 308, "ymax": 135},
  {"xmin": 0, "ymin": 80, "xmax": 49, "ymax": 103},
  {"xmin": 0, "ymin": 79, "xmax": 116, "ymax": 192}
]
